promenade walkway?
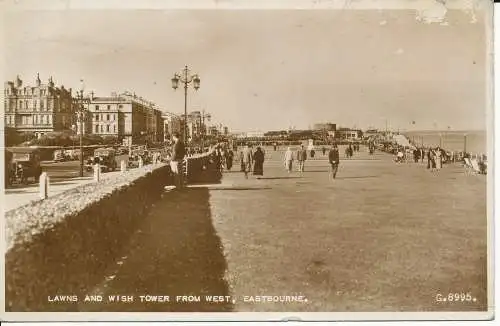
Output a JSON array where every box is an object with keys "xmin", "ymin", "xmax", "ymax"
[{"xmin": 47, "ymin": 146, "xmax": 486, "ymax": 312}]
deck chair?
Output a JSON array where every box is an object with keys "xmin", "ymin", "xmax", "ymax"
[
  {"xmin": 470, "ymin": 159, "xmax": 482, "ymax": 175},
  {"xmin": 463, "ymin": 158, "xmax": 476, "ymax": 175}
]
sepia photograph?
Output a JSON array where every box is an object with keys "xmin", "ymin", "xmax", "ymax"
[{"xmin": 0, "ymin": 0, "xmax": 494, "ymax": 322}]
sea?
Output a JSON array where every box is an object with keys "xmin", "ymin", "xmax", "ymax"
[{"xmin": 404, "ymin": 130, "xmax": 487, "ymax": 155}]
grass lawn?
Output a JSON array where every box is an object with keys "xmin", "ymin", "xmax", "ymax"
[{"xmin": 209, "ymin": 146, "xmax": 488, "ymax": 312}]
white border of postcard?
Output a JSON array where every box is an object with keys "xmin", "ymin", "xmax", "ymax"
[{"xmin": 0, "ymin": 0, "xmax": 496, "ymax": 323}]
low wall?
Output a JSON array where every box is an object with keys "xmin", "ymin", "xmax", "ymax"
[{"xmin": 5, "ymin": 151, "xmax": 223, "ymax": 312}]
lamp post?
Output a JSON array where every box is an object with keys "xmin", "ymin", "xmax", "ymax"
[
  {"xmin": 171, "ymin": 66, "xmax": 200, "ymax": 144},
  {"xmin": 75, "ymin": 85, "xmax": 89, "ymax": 177}
]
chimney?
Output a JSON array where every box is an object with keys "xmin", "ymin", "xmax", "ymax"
[{"xmin": 16, "ymin": 75, "xmax": 22, "ymax": 88}]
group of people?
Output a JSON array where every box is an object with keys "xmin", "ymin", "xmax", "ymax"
[
  {"xmin": 393, "ymin": 146, "xmax": 447, "ymax": 172},
  {"xmin": 238, "ymin": 145, "xmax": 266, "ymax": 178},
  {"xmin": 344, "ymin": 143, "xmax": 360, "ymax": 158},
  {"xmin": 283, "ymin": 144, "xmax": 340, "ymax": 179}
]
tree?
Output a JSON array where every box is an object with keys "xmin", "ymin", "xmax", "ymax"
[{"xmin": 102, "ymin": 135, "xmax": 118, "ymax": 145}]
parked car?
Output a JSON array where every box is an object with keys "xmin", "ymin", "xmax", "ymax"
[
  {"xmin": 93, "ymin": 148, "xmax": 118, "ymax": 172},
  {"xmin": 53, "ymin": 149, "xmax": 67, "ymax": 162},
  {"xmin": 7, "ymin": 147, "xmax": 43, "ymax": 185}
]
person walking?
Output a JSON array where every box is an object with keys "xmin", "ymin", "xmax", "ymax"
[
  {"xmin": 322, "ymin": 146, "xmax": 326, "ymax": 156},
  {"xmin": 242, "ymin": 145, "xmax": 253, "ymax": 179},
  {"xmin": 253, "ymin": 146, "xmax": 265, "ymax": 177},
  {"xmin": 284, "ymin": 146, "xmax": 294, "ymax": 173},
  {"xmin": 435, "ymin": 147, "xmax": 442, "ymax": 170},
  {"xmin": 310, "ymin": 148, "xmax": 316, "ymax": 158},
  {"xmin": 170, "ymin": 132, "xmax": 186, "ymax": 189},
  {"xmin": 328, "ymin": 144, "xmax": 340, "ymax": 179},
  {"xmin": 297, "ymin": 145, "xmax": 307, "ymax": 172}
]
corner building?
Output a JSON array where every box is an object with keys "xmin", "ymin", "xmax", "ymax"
[{"xmin": 4, "ymin": 74, "xmax": 74, "ymax": 138}]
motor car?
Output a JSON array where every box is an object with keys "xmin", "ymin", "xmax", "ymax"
[
  {"xmin": 93, "ymin": 148, "xmax": 118, "ymax": 173},
  {"xmin": 53, "ymin": 149, "xmax": 67, "ymax": 162},
  {"xmin": 6, "ymin": 147, "xmax": 43, "ymax": 185}
]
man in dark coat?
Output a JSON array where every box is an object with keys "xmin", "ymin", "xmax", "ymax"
[
  {"xmin": 296, "ymin": 145, "xmax": 307, "ymax": 172},
  {"xmin": 328, "ymin": 144, "xmax": 340, "ymax": 179},
  {"xmin": 170, "ymin": 132, "xmax": 186, "ymax": 188}
]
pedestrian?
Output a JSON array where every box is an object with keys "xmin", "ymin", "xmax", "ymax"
[
  {"xmin": 435, "ymin": 147, "xmax": 442, "ymax": 170},
  {"xmin": 322, "ymin": 146, "xmax": 326, "ymax": 155},
  {"xmin": 283, "ymin": 147, "xmax": 294, "ymax": 173},
  {"xmin": 310, "ymin": 149, "xmax": 315, "ymax": 158},
  {"xmin": 296, "ymin": 145, "xmax": 307, "ymax": 172},
  {"xmin": 253, "ymin": 146, "xmax": 265, "ymax": 177},
  {"xmin": 170, "ymin": 132, "xmax": 186, "ymax": 189},
  {"xmin": 328, "ymin": 144, "xmax": 340, "ymax": 179},
  {"xmin": 426, "ymin": 148, "xmax": 431, "ymax": 169},
  {"xmin": 413, "ymin": 148, "xmax": 419, "ymax": 163},
  {"xmin": 226, "ymin": 149, "xmax": 234, "ymax": 170},
  {"xmin": 242, "ymin": 145, "xmax": 253, "ymax": 179}
]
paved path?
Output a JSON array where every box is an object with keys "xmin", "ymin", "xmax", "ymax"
[
  {"xmin": 72, "ymin": 146, "xmax": 487, "ymax": 313},
  {"xmin": 3, "ymin": 170, "xmax": 124, "ymax": 213}
]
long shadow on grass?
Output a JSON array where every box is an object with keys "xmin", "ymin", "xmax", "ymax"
[
  {"xmin": 256, "ymin": 177, "xmax": 301, "ymax": 180},
  {"xmin": 81, "ymin": 187, "xmax": 233, "ymax": 312}
]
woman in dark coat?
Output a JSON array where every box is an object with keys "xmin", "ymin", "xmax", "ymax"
[
  {"xmin": 226, "ymin": 149, "xmax": 234, "ymax": 170},
  {"xmin": 253, "ymin": 147, "xmax": 265, "ymax": 176}
]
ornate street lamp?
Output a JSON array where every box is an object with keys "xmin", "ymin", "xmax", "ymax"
[
  {"xmin": 171, "ymin": 65, "xmax": 201, "ymax": 143},
  {"xmin": 75, "ymin": 81, "xmax": 90, "ymax": 177}
]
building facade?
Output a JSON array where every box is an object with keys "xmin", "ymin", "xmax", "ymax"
[
  {"xmin": 82, "ymin": 92, "xmax": 164, "ymax": 146},
  {"xmin": 4, "ymin": 74, "xmax": 74, "ymax": 138},
  {"xmin": 337, "ymin": 128, "xmax": 363, "ymax": 140},
  {"xmin": 162, "ymin": 113, "xmax": 182, "ymax": 142},
  {"xmin": 313, "ymin": 123, "xmax": 337, "ymax": 132}
]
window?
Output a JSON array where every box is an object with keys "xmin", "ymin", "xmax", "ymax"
[
  {"xmin": 118, "ymin": 105, "xmax": 123, "ymax": 109},
  {"xmin": 95, "ymin": 114, "xmax": 99, "ymax": 121},
  {"xmin": 95, "ymin": 105, "xmax": 99, "ymax": 110},
  {"xmin": 107, "ymin": 114, "xmax": 110, "ymax": 121},
  {"xmin": 34, "ymin": 100, "xmax": 37, "ymax": 110},
  {"xmin": 101, "ymin": 125, "xmax": 104, "ymax": 132},
  {"xmin": 113, "ymin": 125, "xmax": 116, "ymax": 133},
  {"xmin": 40, "ymin": 101, "xmax": 44, "ymax": 109},
  {"xmin": 106, "ymin": 125, "xmax": 110, "ymax": 132},
  {"xmin": 95, "ymin": 125, "xmax": 99, "ymax": 133},
  {"xmin": 107, "ymin": 105, "xmax": 111, "ymax": 110}
]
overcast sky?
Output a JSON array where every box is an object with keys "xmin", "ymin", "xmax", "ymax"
[{"xmin": 3, "ymin": 8, "xmax": 489, "ymax": 132}]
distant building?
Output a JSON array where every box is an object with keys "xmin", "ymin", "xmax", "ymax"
[
  {"xmin": 336, "ymin": 128, "xmax": 363, "ymax": 140},
  {"xmin": 82, "ymin": 92, "xmax": 164, "ymax": 146},
  {"xmin": 4, "ymin": 74, "xmax": 74, "ymax": 138},
  {"xmin": 162, "ymin": 113, "xmax": 182, "ymax": 142},
  {"xmin": 364, "ymin": 129, "xmax": 379, "ymax": 138},
  {"xmin": 313, "ymin": 123, "xmax": 337, "ymax": 132}
]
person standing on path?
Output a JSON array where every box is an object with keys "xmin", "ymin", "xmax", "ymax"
[
  {"xmin": 435, "ymin": 147, "xmax": 443, "ymax": 170},
  {"xmin": 170, "ymin": 132, "xmax": 186, "ymax": 189},
  {"xmin": 328, "ymin": 144, "xmax": 340, "ymax": 179},
  {"xmin": 253, "ymin": 146, "xmax": 265, "ymax": 177},
  {"xmin": 297, "ymin": 145, "xmax": 307, "ymax": 172},
  {"xmin": 242, "ymin": 145, "xmax": 253, "ymax": 179},
  {"xmin": 284, "ymin": 147, "xmax": 294, "ymax": 173}
]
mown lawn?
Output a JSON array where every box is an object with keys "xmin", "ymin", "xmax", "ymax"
[{"xmin": 209, "ymin": 146, "xmax": 488, "ymax": 312}]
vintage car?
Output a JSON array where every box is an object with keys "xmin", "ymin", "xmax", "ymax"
[
  {"xmin": 92, "ymin": 147, "xmax": 118, "ymax": 173},
  {"xmin": 53, "ymin": 149, "xmax": 67, "ymax": 162},
  {"xmin": 6, "ymin": 147, "xmax": 43, "ymax": 185}
]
